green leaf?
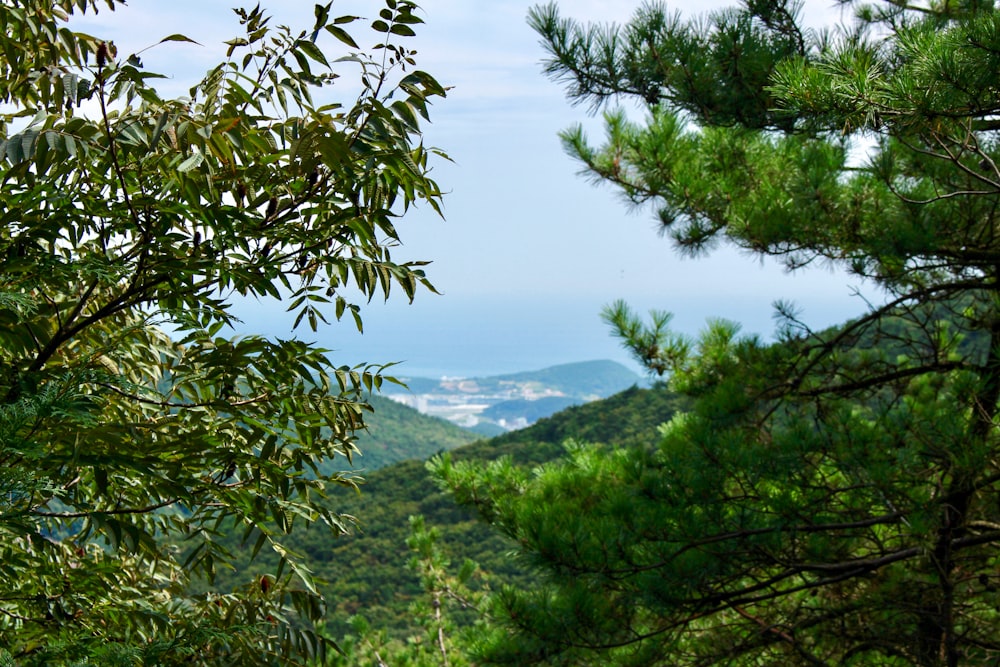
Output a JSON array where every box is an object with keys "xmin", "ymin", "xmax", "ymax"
[
  {"xmin": 298, "ymin": 39, "xmax": 329, "ymax": 67},
  {"xmin": 19, "ymin": 130, "xmax": 38, "ymax": 159},
  {"xmin": 158, "ymin": 33, "xmax": 202, "ymax": 46},
  {"xmin": 177, "ymin": 151, "xmax": 204, "ymax": 172},
  {"xmin": 389, "ymin": 24, "xmax": 416, "ymax": 37},
  {"xmin": 150, "ymin": 111, "xmax": 170, "ymax": 147},
  {"xmin": 326, "ymin": 24, "xmax": 359, "ymax": 48}
]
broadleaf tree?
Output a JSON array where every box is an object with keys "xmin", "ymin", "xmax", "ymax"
[
  {"xmin": 434, "ymin": 1, "xmax": 1000, "ymax": 665},
  {"xmin": 0, "ymin": 0, "xmax": 446, "ymax": 663}
]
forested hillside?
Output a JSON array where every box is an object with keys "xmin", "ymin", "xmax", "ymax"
[
  {"xmin": 208, "ymin": 383, "xmax": 685, "ymax": 641},
  {"xmin": 317, "ymin": 383, "xmax": 686, "ymax": 638},
  {"xmin": 345, "ymin": 395, "xmax": 478, "ymax": 471}
]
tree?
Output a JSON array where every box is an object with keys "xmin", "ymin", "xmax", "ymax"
[
  {"xmin": 0, "ymin": 0, "xmax": 446, "ymax": 663},
  {"xmin": 435, "ymin": 1, "xmax": 1000, "ymax": 665}
]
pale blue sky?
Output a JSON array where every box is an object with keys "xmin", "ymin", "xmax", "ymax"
[{"xmin": 75, "ymin": 0, "xmax": 874, "ymax": 377}]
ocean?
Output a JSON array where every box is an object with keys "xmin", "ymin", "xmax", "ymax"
[{"xmin": 229, "ymin": 292, "xmax": 870, "ymax": 381}]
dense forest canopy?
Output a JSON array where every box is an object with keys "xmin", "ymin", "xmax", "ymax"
[
  {"xmin": 433, "ymin": 1, "xmax": 1000, "ymax": 665},
  {"xmin": 0, "ymin": 0, "xmax": 446, "ymax": 663}
]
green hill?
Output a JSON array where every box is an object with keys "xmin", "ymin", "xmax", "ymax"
[
  {"xmin": 347, "ymin": 394, "xmax": 479, "ymax": 470},
  {"xmin": 205, "ymin": 382, "xmax": 682, "ymax": 640},
  {"xmin": 195, "ymin": 396, "xmax": 476, "ymax": 594},
  {"xmin": 310, "ymin": 383, "xmax": 686, "ymax": 638}
]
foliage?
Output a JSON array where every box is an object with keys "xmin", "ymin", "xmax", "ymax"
[
  {"xmin": 204, "ymin": 396, "xmax": 477, "ymax": 599},
  {"xmin": 435, "ymin": 1, "xmax": 1000, "ymax": 665},
  {"xmin": 0, "ymin": 0, "xmax": 446, "ymax": 663}
]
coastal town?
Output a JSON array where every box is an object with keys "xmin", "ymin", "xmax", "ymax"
[
  {"xmin": 385, "ymin": 376, "xmax": 569, "ymax": 430},
  {"xmin": 382, "ymin": 360, "xmax": 641, "ymax": 432}
]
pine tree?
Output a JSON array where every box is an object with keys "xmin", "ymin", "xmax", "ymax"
[{"xmin": 436, "ymin": 1, "xmax": 1000, "ymax": 665}]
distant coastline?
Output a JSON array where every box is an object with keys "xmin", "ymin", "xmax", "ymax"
[
  {"xmin": 229, "ymin": 292, "xmax": 871, "ymax": 381},
  {"xmin": 382, "ymin": 359, "xmax": 643, "ymax": 432}
]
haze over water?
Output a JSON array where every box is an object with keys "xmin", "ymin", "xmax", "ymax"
[{"xmin": 234, "ymin": 288, "xmax": 870, "ymax": 380}]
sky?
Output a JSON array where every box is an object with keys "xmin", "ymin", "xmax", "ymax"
[{"xmin": 73, "ymin": 0, "xmax": 876, "ymax": 378}]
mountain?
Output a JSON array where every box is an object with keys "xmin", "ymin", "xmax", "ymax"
[
  {"xmin": 384, "ymin": 359, "xmax": 643, "ymax": 431},
  {"xmin": 310, "ymin": 383, "xmax": 686, "ymax": 639},
  {"xmin": 396, "ymin": 359, "xmax": 641, "ymax": 398},
  {"xmin": 205, "ymin": 374, "xmax": 676, "ymax": 640},
  {"xmin": 349, "ymin": 394, "xmax": 479, "ymax": 470},
  {"xmin": 312, "ymin": 394, "xmax": 478, "ymax": 478}
]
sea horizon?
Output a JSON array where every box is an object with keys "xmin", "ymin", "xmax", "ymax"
[{"xmin": 227, "ymin": 291, "xmax": 874, "ymax": 382}]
